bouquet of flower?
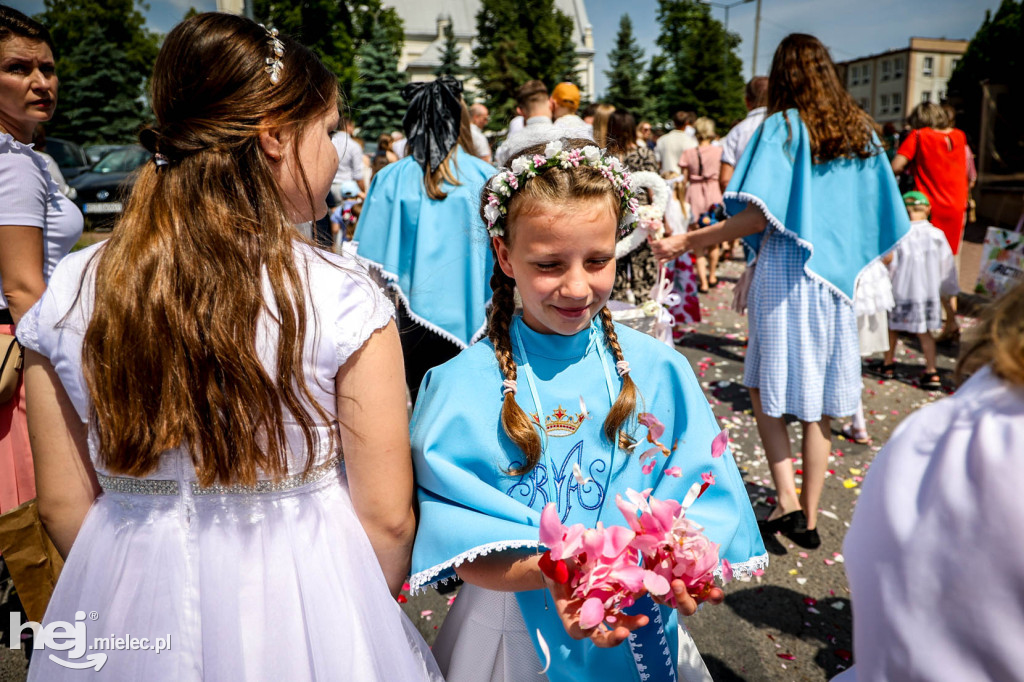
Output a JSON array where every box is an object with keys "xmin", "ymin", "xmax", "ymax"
[{"xmin": 538, "ymin": 422, "xmax": 732, "ymax": 626}]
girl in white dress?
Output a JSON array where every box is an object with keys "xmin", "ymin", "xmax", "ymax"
[{"xmin": 15, "ymin": 13, "xmax": 441, "ymax": 681}]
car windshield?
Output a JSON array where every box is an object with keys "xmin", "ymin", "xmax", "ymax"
[
  {"xmin": 91, "ymin": 148, "xmax": 149, "ymax": 173},
  {"xmin": 45, "ymin": 140, "xmax": 83, "ymax": 168}
]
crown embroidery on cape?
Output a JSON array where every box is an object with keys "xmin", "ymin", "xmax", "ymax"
[{"xmin": 531, "ymin": 405, "xmax": 586, "ymax": 437}]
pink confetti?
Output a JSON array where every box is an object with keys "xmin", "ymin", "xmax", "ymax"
[
  {"xmin": 777, "ymin": 653, "xmax": 796, "ymax": 660},
  {"xmin": 824, "ymin": 559, "xmax": 835, "ymax": 566},
  {"xmin": 402, "ymin": 582, "xmax": 410, "ymax": 592},
  {"xmin": 447, "ymin": 595, "xmax": 457, "ymax": 606},
  {"xmin": 711, "ymin": 429, "xmax": 729, "ymax": 458},
  {"xmin": 420, "ymin": 610, "xmax": 433, "ymax": 620}
]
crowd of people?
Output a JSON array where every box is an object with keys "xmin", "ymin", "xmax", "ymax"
[{"xmin": 0, "ymin": 4, "xmax": 1018, "ymax": 681}]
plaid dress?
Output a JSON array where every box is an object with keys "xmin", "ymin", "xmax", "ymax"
[{"xmin": 742, "ymin": 230, "xmax": 860, "ymax": 421}]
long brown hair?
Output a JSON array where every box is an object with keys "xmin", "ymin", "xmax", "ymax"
[
  {"xmin": 483, "ymin": 139, "xmax": 638, "ymax": 475},
  {"xmin": 82, "ymin": 13, "xmax": 339, "ymax": 486},
  {"xmin": 768, "ymin": 33, "xmax": 879, "ymax": 162}
]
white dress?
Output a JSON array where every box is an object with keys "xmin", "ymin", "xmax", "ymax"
[
  {"xmin": 16, "ymin": 242, "xmax": 442, "ymax": 681},
  {"xmin": 887, "ymin": 220, "xmax": 958, "ymax": 333}
]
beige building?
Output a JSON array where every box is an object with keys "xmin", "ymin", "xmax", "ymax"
[
  {"xmin": 835, "ymin": 37, "xmax": 968, "ymax": 126},
  {"xmin": 385, "ymin": 0, "xmax": 596, "ymax": 102}
]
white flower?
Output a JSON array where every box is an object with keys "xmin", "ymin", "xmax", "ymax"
[
  {"xmin": 582, "ymin": 146, "xmax": 601, "ymax": 163},
  {"xmin": 488, "ymin": 175, "xmax": 506, "ymax": 192},
  {"xmin": 544, "ymin": 140, "xmax": 563, "ymax": 158},
  {"xmin": 510, "ymin": 156, "xmax": 530, "ymax": 175},
  {"xmin": 484, "ymin": 202, "xmax": 501, "ymax": 225}
]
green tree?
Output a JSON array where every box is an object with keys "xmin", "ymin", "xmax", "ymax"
[
  {"xmin": 947, "ymin": 0, "xmax": 1023, "ymax": 172},
  {"xmin": 254, "ymin": 0, "xmax": 404, "ymax": 102},
  {"xmin": 604, "ymin": 15, "xmax": 648, "ymax": 115},
  {"xmin": 434, "ymin": 20, "xmax": 463, "ymax": 78},
  {"xmin": 36, "ymin": 0, "xmax": 158, "ymax": 143},
  {"xmin": 654, "ymin": 0, "xmax": 745, "ymax": 126},
  {"xmin": 642, "ymin": 53, "xmax": 672, "ymax": 124},
  {"xmin": 473, "ymin": 0, "xmax": 578, "ymax": 126},
  {"xmin": 351, "ymin": 17, "xmax": 407, "ymax": 142}
]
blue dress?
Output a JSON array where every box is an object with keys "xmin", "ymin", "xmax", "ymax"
[
  {"xmin": 410, "ymin": 316, "xmax": 766, "ymax": 682},
  {"xmin": 743, "ymin": 230, "xmax": 860, "ymax": 421},
  {"xmin": 724, "ymin": 110, "xmax": 910, "ymax": 422}
]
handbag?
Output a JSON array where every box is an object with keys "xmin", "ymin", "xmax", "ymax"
[
  {"xmin": 0, "ymin": 499, "xmax": 64, "ymax": 623},
  {"xmin": 0, "ymin": 333, "xmax": 23, "ymax": 404}
]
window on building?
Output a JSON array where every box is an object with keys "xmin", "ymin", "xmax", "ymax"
[
  {"xmin": 922, "ymin": 91, "xmax": 931, "ymax": 103},
  {"xmin": 892, "ymin": 92, "xmax": 902, "ymax": 113},
  {"xmin": 938, "ymin": 88, "xmax": 946, "ymax": 102},
  {"xmin": 880, "ymin": 94, "xmax": 890, "ymax": 114},
  {"xmin": 923, "ymin": 56, "xmax": 934, "ymax": 76},
  {"xmin": 860, "ymin": 98, "xmax": 869, "ymax": 110},
  {"xmin": 951, "ymin": 57, "xmax": 960, "ymax": 73},
  {"xmin": 882, "ymin": 60, "xmax": 891, "ymax": 80},
  {"xmin": 850, "ymin": 65, "xmax": 859, "ymax": 86},
  {"xmin": 894, "ymin": 57, "xmax": 904, "ymax": 77},
  {"xmin": 862, "ymin": 63, "xmax": 872, "ymax": 83}
]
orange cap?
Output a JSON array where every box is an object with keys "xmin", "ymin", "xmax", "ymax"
[{"xmin": 551, "ymin": 82, "xmax": 581, "ymax": 111}]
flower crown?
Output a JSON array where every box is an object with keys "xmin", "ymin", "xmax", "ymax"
[{"xmin": 483, "ymin": 140, "xmax": 640, "ymax": 238}]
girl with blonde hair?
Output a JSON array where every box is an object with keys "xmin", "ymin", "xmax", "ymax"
[{"xmin": 409, "ymin": 136, "xmax": 764, "ymax": 681}]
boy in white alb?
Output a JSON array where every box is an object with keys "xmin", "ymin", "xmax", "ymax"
[{"xmin": 882, "ymin": 191, "xmax": 958, "ymax": 390}]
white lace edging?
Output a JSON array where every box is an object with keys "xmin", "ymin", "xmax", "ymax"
[
  {"xmin": 717, "ymin": 552, "xmax": 770, "ymax": 581},
  {"xmin": 334, "ymin": 291, "xmax": 396, "ymax": 366},
  {"xmin": 353, "ymin": 255, "xmax": 490, "ymax": 349},
  {"xmin": 725, "ymin": 190, "xmax": 886, "ymax": 307},
  {"xmin": 408, "ymin": 540, "xmax": 540, "ymax": 594}
]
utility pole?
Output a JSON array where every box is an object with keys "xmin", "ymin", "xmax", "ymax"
[{"xmin": 752, "ymin": 0, "xmax": 762, "ymax": 75}]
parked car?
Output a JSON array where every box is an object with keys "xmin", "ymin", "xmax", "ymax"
[
  {"xmin": 44, "ymin": 137, "xmax": 91, "ymax": 180},
  {"xmin": 69, "ymin": 145, "xmax": 149, "ymax": 231},
  {"xmin": 84, "ymin": 144, "xmax": 125, "ymax": 165}
]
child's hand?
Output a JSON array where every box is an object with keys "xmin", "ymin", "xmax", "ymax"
[
  {"xmin": 654, "ymin": 579, "xmax": 725, "ymax": 617},
  {"xmin": 650, "ymin": 233, "xmax": 690, "ymax": 264},
  {"xmin": 543, "ymin": 573, "xmax": 650, "ymax": 648}
]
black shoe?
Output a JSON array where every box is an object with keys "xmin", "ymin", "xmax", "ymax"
[
  {"xmin": 787, "ymin": 514, "xmax": 822, "ymax": 549},
  {"xmin": 757, "ymin": 509, "xmax": 803, "ymax": 536}
]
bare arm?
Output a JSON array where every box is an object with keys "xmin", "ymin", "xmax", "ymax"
[
  {"xmin": 336, "ymin": 321, "xmax": 416, "ymax": 596},
  {"xmin": 719, "ymin": 163, "xmax": 734, "ymax": 192},
  {"xmin": 0, "ymin": 225, "xmax": 46, "ymax": 324},
  {"xmin": 24, "ymin": 350, "xmax": 98, "ymax": 558},
  {"xmin": 891, "ymin": 153, "xmax": 910, "ymax": 175},
  {"xmin": 650, "ymin": 203, "xmax": 768, "ymax": 263}
]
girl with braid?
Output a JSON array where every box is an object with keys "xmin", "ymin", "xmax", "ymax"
[{"xmin": 409, "ymin": 136, "xmax": 765, "ymax": 682}]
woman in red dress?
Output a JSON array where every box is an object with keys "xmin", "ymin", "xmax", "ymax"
[{"xmin": 892, "ymin": 102, "xmax": 967, "ymax": 339}]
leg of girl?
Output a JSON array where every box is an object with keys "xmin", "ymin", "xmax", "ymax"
[{"xmin": 750, "ymin": 388, "xmax": 800, "ymax": 521}]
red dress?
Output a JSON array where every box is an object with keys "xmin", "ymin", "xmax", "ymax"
[{"xmin": 897, "ymin": 128, "xmax": 969, "ymax": 254}]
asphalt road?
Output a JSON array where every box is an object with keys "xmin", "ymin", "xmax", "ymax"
[{"xmin": 1, "ymin": 242, "xmax": 978, "ymax": 681}]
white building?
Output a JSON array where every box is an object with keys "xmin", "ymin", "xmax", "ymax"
[
  {"xmin": 835, "ymin": 37, "xmax": 968, "ymax": 127},
  {"xmin": 385, "ymin": 0, "xmax": 596, "ymax": 103}
]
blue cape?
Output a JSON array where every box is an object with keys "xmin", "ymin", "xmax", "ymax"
[
  {"xmin": 724, "ymin": 109, "xmax": 910, "ymax": 302},
  {"xmin": 410, "ymin": 317, "xmax": 766, "ymax": 682},
  {"xmin": 354, "ymin": 149, "xmax": 495, "ymax": 347}
]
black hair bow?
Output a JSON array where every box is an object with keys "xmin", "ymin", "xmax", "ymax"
[{"xmin": 402, "ymin": 75, "xmax": 463, "ymax": 174}]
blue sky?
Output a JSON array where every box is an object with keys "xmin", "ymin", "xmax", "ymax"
[{"xmin": 10, "ymin": 0, "xmax": 1000, "ymax": 95}]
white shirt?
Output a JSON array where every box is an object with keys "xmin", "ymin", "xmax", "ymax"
[
  {"xmin": 553, "ymin": 113, "xmax": 586, "ymax": 129},
  {"xmin": 720, "ymin": 107, "xmax": 767, "ymax": 167},
  {"xmin": 470, "ymin": 124, "xmax": 491, "ymax": 160},
  {"xmin": 0, "ymin": 134, "xmax": 83, "ymax": 309},
  {"xmin": 837, "ymin": 366, "xmax": 1024, "ymax": 682},
  {"xmin": 331, "ymin": 131, "xmax": 364, "ymax": 185},
  {"xmin": 654, "ymin": 129, "xmax": 698, "ymax": 175}
]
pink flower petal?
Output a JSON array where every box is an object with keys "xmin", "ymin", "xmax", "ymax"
[
  {"xmin": 539, "ymin": 503, "xmax": 564, "ymax": 548},
  {"xmin": 711, "ymin": 429, "xmax": 729, "ymax": 458},
  {"xmin": 643, "ymin": 571, "xmax": 671, "ymax": 596},
  {"xmin": 579, "ymin": 597, "xmax": 606, "ymax": 630},
  {"xmin": 642, "ymin": 460, "xmax": 656, "ymax": 475},
  {"xmin": 639, "ymin": 446, "xmax": 661, "ymax": 464},
  {"xmin": 638, "ymin": 412, "xmax": 666, "ymax": 441},
  {"xmin": 664, "ymin": 466, "xmax": 683, "ymax": 478},
  {"xmin": 701, "ymin": 471, "xmax": 716, "ymax": 486},
  {"xmin": 721, "ymin": 558, "xmax": 734, "ymax": 584}
]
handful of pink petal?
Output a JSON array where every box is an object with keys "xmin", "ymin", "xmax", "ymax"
[{"xmin": 538, "ymin": 482, "xmax": 730, "ymax": 629}]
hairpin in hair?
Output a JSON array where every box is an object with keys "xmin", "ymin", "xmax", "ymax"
[
  {"xmin": 153, "ymin": 153, "xmax": 170, "ymax": 168},
  {"xmin": 259, "ymin": 24, "xmax": 284, "ymax": 84}
]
